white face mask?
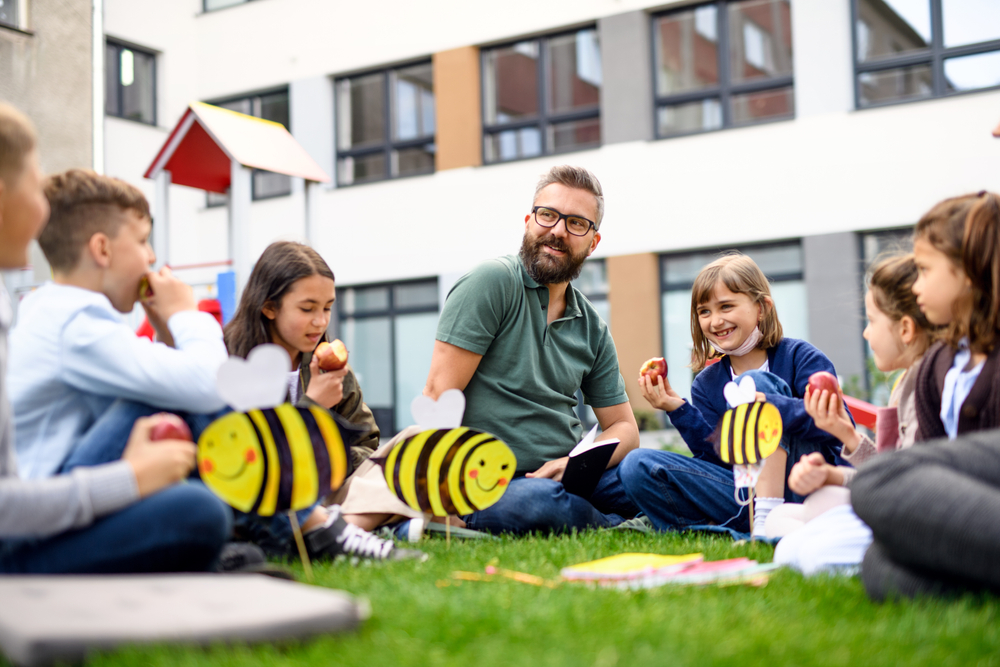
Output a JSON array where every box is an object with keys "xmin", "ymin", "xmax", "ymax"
[{"xmin": 709, "ymin": 325, "xmax": 763, "ymax": 358}]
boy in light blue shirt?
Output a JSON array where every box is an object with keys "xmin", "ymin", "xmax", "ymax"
[{"xmin": 9, "ymin": 169, "xmax": 228, "ymax": 478}]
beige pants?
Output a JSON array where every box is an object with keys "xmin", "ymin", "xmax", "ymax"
[{"xmin": 326, "ymin": 425, "xmax": 425, "ymax": 526}]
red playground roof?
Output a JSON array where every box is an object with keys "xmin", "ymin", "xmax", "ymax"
[{"xmin": 144, "ymin": 102, "xmax": 330, "ymax": 193}]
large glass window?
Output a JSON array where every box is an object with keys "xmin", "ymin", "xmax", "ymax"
[
  {"xmin": 660, "ymin": 243, "xmax": 808, "ymax": 402},
  {"xmin": 854, "ymin": 0, "xmax": 1000, "ymax": 107},
  {"xmin": 653, "ymin": 0, "xmax": 793, "ymax": 138},
  {"xmin": 572, "ymin": 260, "xmax": 610, "ymax": 430},
  {"xmin": 482, "ymin": 28, "xmax": 602, "ymax": 163},
  {"xmin": 105, "ymin": 40, "xmax": 156, "ymax": 126},
  {"xmin": 0, "ymin": 0, "xmax": 19, "ymax": 28},
  {"xmin": 336, "ymin": 62, "xmax": 435, "ymax": 186},
  {"xmin": 860, "ymin": 228, "xmax": 914, "ymax": 404},
  {"xmin": 337, "ymin": 279, "xmax": 439, "ymax": 438},
  {"xmin": 205, "ymin": 89, "xmax": 291, "ymax": 204}
]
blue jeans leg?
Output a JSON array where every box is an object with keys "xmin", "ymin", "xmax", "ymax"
[
  {"xmin": 60, "ymin": 400, "xmax": 228, "ymax": 473},
  {"xmin": 617, "ymin": 449, "xmax": 750, "ymax": 533},
  {"xmin": 0, "ymin": 482, "xmax": 231, "ymax": 574},
  {"xmin": 463, "ymin": 468, "xmax": 631, "ymax": 535}
]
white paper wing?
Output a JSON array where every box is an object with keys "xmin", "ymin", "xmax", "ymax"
[{"xmin": 216, "ymin": 344, "xmax": 289, "ymax": 413}]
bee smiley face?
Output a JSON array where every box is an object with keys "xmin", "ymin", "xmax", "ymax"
[
  {"xmin": 197, "ymin": 412, "xmax": 265, "ymax": 513},
  {"xmin": 754, "ymin": 402, "xmax": 783, "ymax": 461},
  {"xmin": 464, "ymin": 440, "xmax": 517, "ymax": 511}
]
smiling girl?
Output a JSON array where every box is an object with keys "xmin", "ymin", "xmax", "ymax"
[{"xmin": 618, "ymin": 253, "xmax": 846, "ymax": 538}]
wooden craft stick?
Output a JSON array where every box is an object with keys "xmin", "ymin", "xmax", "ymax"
[
  {"xmin": 748, "ymin": 487, "xmax": 756, "ymax": 540},
  {"xmin": 288, "ymin": 509, "xmax": 313, "ymax": 582}
]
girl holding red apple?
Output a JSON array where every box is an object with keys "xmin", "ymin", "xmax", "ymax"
[
  {"xmin": 223, "ymin": 241, "xmax": 424, "ymax": 562},
  {"xmin": 619, "ymin": 253, "xmax": 848, "ymax": 539},
  {"xmin": 773, "ymin": 253, "xmax": 935, "ymax": 574}
]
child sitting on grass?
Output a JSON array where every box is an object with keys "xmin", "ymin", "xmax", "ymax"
[
  {"xmin": 853, "ymin": 191, "xmax": 1000, "ymax": 599},
  {"xmin": 0, "ymin": 102, "xmax": 229, "ymax": 573},
  {"xmin": 618, "ymin": 253, "xmax": 847, "ymax": 538},
  {"xmin": 224, "ymin": 241, "xmax": 424, "ymax": 562},
  {"xmin": 772, "ymin": 253, "xmax": 934, "ymax": 573},
  {"xmin": 9, "ymin": 169, "xmax": 229, "ymax": 477}
]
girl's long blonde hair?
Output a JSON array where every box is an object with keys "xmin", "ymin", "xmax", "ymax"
[{"xmin": 689, "ymin": 253, "xmax": 782, "ymax": 372}]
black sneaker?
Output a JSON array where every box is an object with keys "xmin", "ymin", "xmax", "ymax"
[
  {"xmin": 305, "ymin": 510, "xmax": 428, "ymax": 562},
  {"xmin": 214, "ymin": 542, "xmax": 295, "ymax": 580}
]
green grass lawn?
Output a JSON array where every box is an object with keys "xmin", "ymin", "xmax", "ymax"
[{"xmin": 72, "ymin": 530, "xmax": 1000, "ymax": 667}]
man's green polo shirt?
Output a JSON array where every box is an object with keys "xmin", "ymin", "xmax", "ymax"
[{"xmin": 435, "ymin": 254, "xmax": 628, "ymax": 474}]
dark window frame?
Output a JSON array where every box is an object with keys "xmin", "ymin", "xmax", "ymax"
[
  {"xmin": 480, "ymin": 26, "xmax": 602, "ymax": 165},
  {"xmin": 651, "ymin": 0, "xmax": 795, "ymax": 140},
  {"xmin": 851, "ymin": 0, "xmax": 1000, "ymax": 109},
  {"xmin": 105, "ymin": 39, "xmax": 157, "ymax": 127},
  {"xmin": 202, "ymin": 0, "xmax": 256, "ymax": 13},
  {"xmin": 659, "ymin": 239, "xmax": 804, "ymax": 292},
  {"xmin": 334, "ymin": 60, "xmax": 436, "ymax": 188},
  {"xmin": 203, "ymin": 87, "xmax": 292, "ymax": 204},
  {"xmin": 336, "ymin": 277, "xmax": 440, "ymax": 436}
]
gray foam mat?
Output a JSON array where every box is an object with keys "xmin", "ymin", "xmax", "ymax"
[{"xmin": 0, "ymin": 574, "xmax": 367, "ymax": 666}]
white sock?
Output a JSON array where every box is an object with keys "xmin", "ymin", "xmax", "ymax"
[{"xmin": 752, "ymin": 497, "xmax": 783, "ymax": 538}]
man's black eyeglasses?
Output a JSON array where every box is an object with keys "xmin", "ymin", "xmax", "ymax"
[{"xmin": 531, "ymin": 206, "xmax": 597, "ymax": 237}]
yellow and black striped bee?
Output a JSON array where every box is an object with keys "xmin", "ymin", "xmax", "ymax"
[
  {"xmin": 375, "ymin": 427, "xmax": 516, "ymax": 516},
  {"xmin": 197, "ymin": 404, "xmax": 350, "ymax": 516},
  {"xmin": 715, "ymin": 401, "xmax": 783, "ymax": 466}
]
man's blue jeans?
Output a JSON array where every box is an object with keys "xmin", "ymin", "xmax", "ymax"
[
  {"xmin": 462, "ymin": 467, "xmax": 638, "ymax": 535},
  {"xmin": 59, "ymin": 399, "xmax": 314, "ymax": 556},
  {"xmin": 617, "ymin": 369, "xmax": 818, "ymax": 534},
  {"xmin": 0, "ymin": 481, "xmax": 231, "ymax": 574}
]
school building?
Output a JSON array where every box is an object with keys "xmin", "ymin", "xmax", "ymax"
[{"xmin": 3, "ymin": 0, "xmax": 1000, "ymax": 437}]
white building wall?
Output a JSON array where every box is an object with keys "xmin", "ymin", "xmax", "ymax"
[{"xmin": 102, "ymin": 0, "xmax": 1000, "ymax": 287}]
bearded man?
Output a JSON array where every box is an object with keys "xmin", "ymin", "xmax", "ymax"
[{"xmin": 423, "ymin": 165, "xmax": 639, "ymax": 534}]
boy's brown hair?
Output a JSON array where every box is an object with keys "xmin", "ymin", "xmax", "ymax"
[
  {"xmin": 40, "ymin": 169, "xmax": 151, "ymax": 272},
  {"xmin": 0, "ymin": 103, "xmax": 37, "ymax": 182},
  {"xmin": 689, "ymin": 253, "xmax": 783, "ymax": 372}
]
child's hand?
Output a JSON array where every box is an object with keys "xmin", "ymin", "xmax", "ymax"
[
  {"xmin": 788, "ymin": 452, "xmax": 831, "ymax": 496},
  {"xmin": 638, "ymin": 374, "xmax": 685, "ymax": 412},
  {"xmin": 123, "ymin": 414, "xmax": 197, "ymax": 498},
  {"xmin": 804, "ymin": 386, "xmax": 862, "ymax": 452},
  {"xmin": 142, "ymin": 267, "xmax": 198, "ymax": 346},
  {"xmin": 305, "ymin": 354, "xmax": 348, "ymax": 408}
]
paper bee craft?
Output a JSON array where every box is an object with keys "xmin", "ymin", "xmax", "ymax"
[
  {"xmin": 372, "ymin": 389, "xmax": 516, "ymax": 516},
  {"xmin": 197, "ymin": 344, "xmax": 352, "ymax": 516},
  {"xmin": 713, "ymin": 375, "xmax": 783, "ymax": 498}
]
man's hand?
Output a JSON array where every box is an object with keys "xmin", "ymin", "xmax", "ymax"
[
  {"xmin": 526, "ymin": 457, "xmax": 569, "ymax": 482},
  {"xmin": 804, "ymin": 386, "xmax": 861, "ymax": 452},
  {"xmin": 305, "ymin": 355, "xmax": 347, "ymax": 408},
  {"xmin": 123, "ymin": 414, "xmax": 197, "ymax": 498},
  {"xmin": 788, "ymin": 452, "xmax": 832, "ymax": 496},
  {"xmin": 638, "ymin": 374, "xmax": 685, "ymax": 412},
  {"xmin": 142, "ymin": 267, "xmax": 198, "ymax": 347}
]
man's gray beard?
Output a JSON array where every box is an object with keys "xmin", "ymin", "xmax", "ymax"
[{"xmin": 519, "ymin": 231, "xmax": 587, "ymax": 285}]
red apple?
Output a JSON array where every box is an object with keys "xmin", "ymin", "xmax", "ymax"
[
  {"xmin": 808, "ymin": 371, "xmax": 840, "ymax": 397},
  {"xmin": 139, "ymin": 276, "xmax": 154, "ymax": 301},
  {"xmin": 639, "ymin": 357, "xmax": 668, "ymax": 383},
  {"xmin": 150, "ymin": 416, "xmax": 192, "ymax": 442},
  {"xmin": 315, "ymin": 339, "xmax": 349, "ymax": 371}
]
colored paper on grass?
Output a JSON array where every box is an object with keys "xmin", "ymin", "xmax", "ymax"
[{"xmin": 561, "ymin": 553, "xmax": 703, "ymax": 581}]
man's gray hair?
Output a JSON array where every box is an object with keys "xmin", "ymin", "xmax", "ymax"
[{"xmin": 533, "ymin": 165, "xmax": 604, "ymax": 229}]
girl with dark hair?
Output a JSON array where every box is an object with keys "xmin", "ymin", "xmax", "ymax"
[
  {"xmin": 772, "ymin": 253, "xmax": 936, "ymax": 574},
  {"xmin": 852, "ymin": 191, "xmax": 1000, "ymax": 600},
  {"xmin": 225, "ymin": 241, "xmax": 424, "ymax": 562}
]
